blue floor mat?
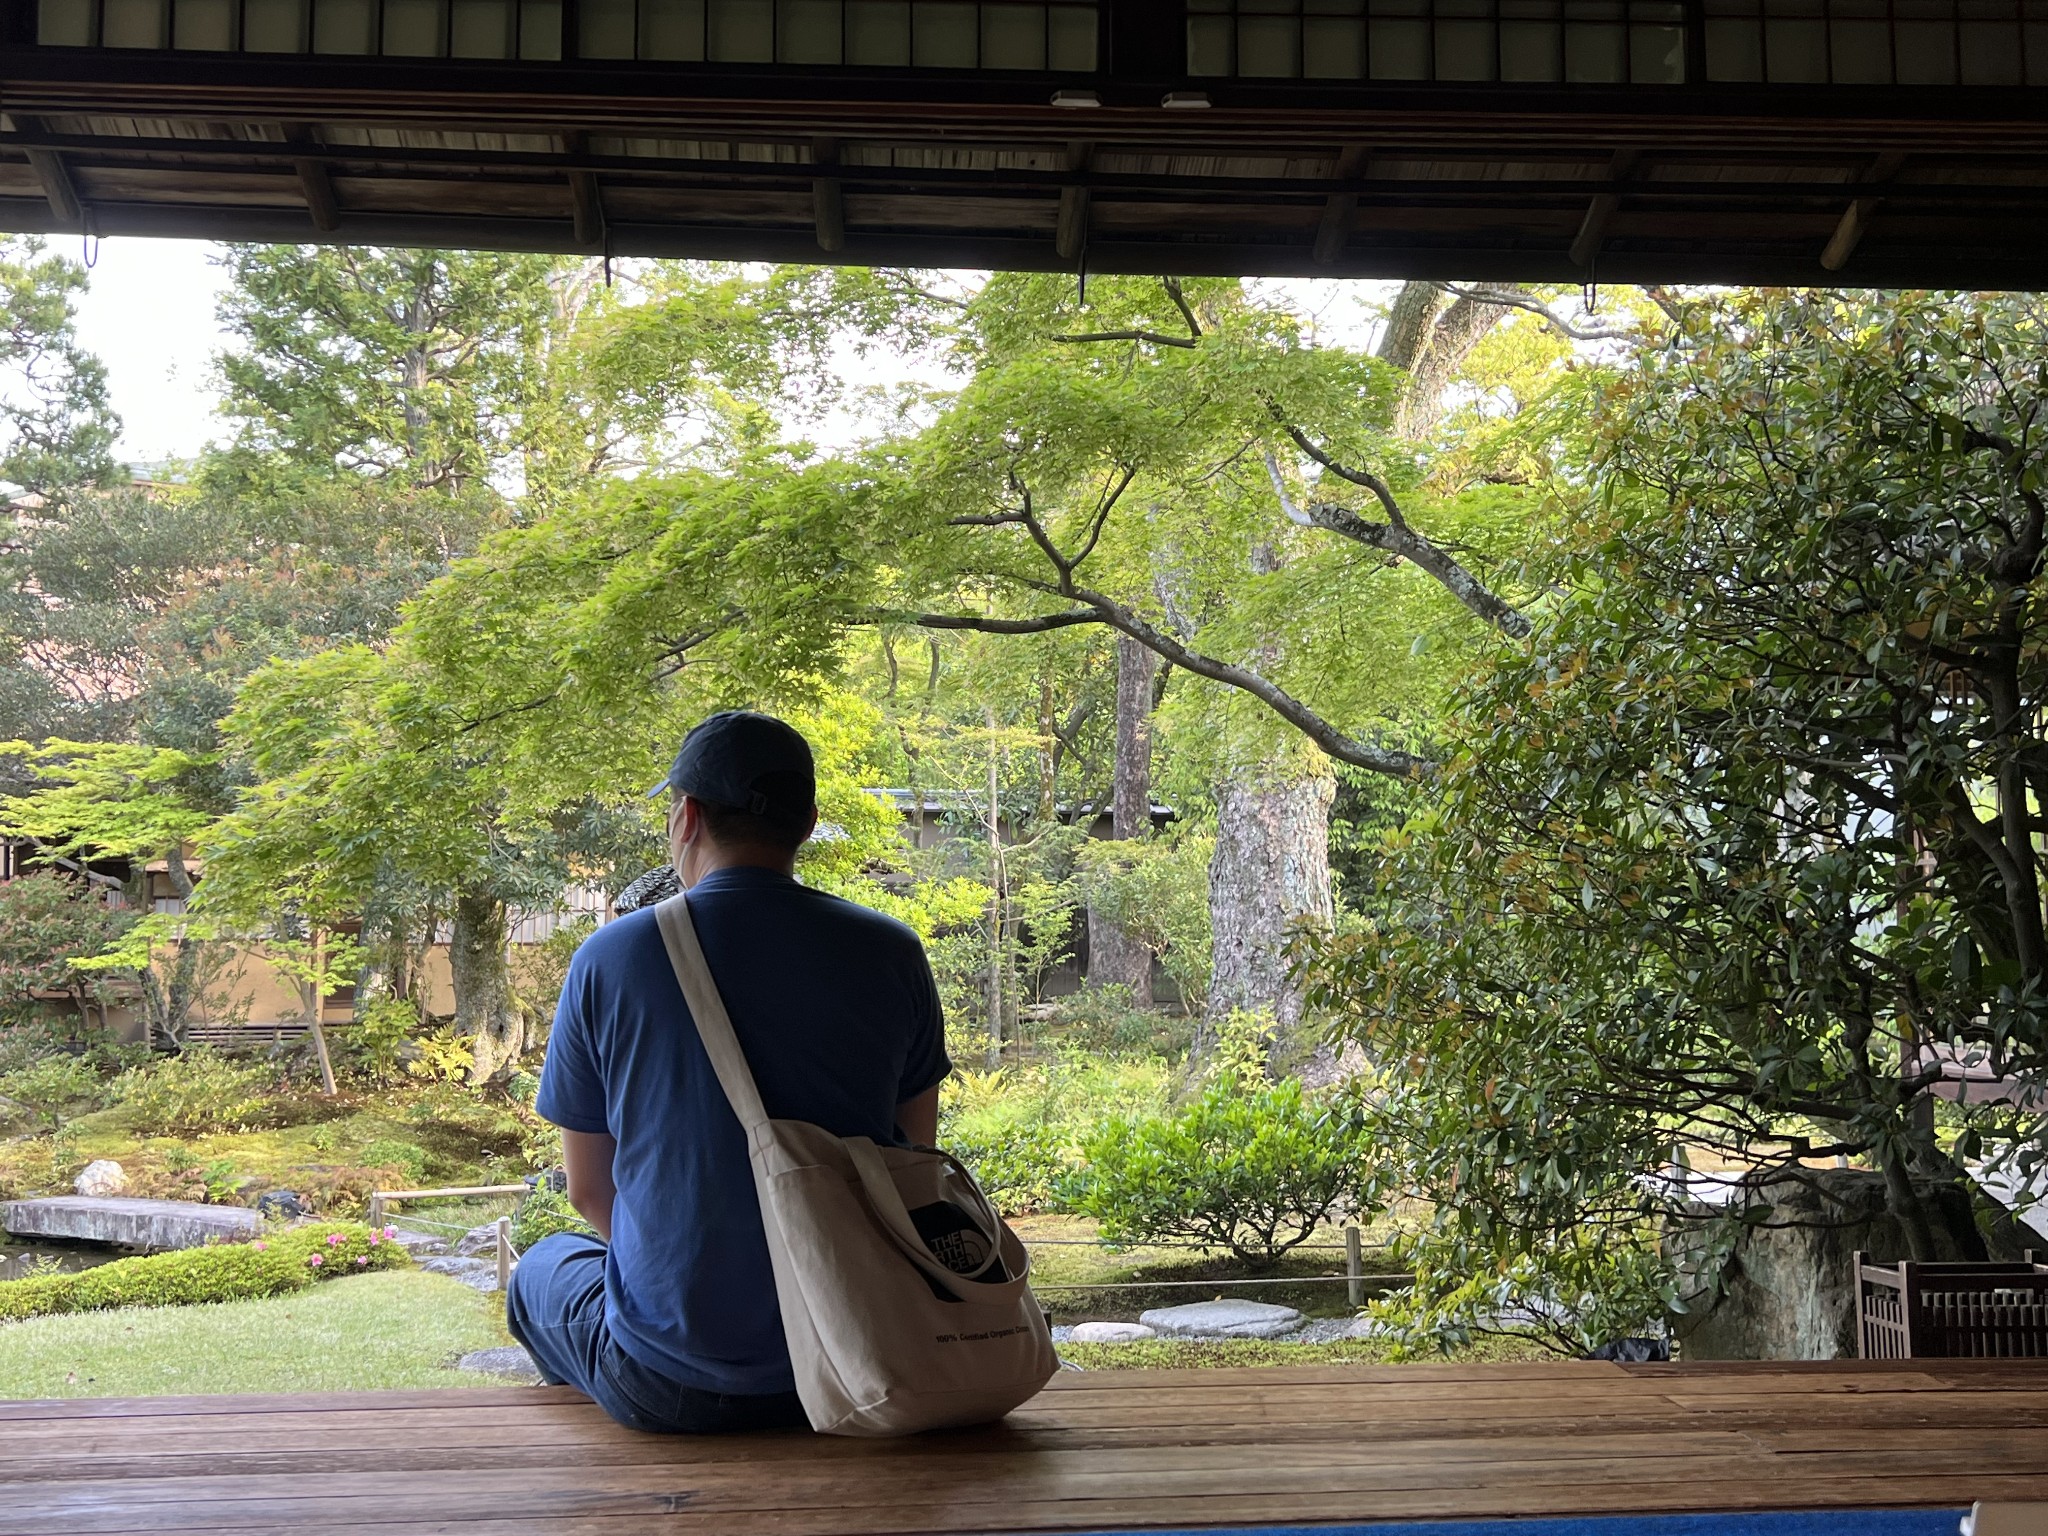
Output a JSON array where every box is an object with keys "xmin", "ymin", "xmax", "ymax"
[{"xmin": 1060, "ymin": 1514, "xmax": 1965, "ymax": 1536}]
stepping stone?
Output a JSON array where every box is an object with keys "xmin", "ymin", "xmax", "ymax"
[
  {"xmin": 457, "ymin": 1346, "xmax": 539, "ymax": 1382},
  {"xmin": 384, "ymin": 1228, "xmax": 450, "ymax": 1258},
  {"xmin": 1138, "ymin": 1300, "xmax": 1305, "ymax": 1340},
  {"xmin": 1068, "ymin": 1321, "xmax": 1158, "ymax": 1344},
  {"xmin": 420, "ymin": 1255, "xmax": 509, "ymax": 1293},
  {"xmin": 455, "ymin": 1223, "xmax": 506, "ymax": 1258},
  {"xmin": 1, "ymin": 1196, "xmax": 260, "ymax": 1252}
]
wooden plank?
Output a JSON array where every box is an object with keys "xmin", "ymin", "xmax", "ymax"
[
  {"xmin": 1, "ymin": 1361, "xmax": 2043, "ymax": 1536},
  {"xmin": 0, "ymin": 1471, "xmax": 2022, "ymax": 1536}
]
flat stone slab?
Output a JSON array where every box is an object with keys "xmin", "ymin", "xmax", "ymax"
[
  {"xmin": 420, "ymin": 1255, "xmax": 509, "ymax": 1293},
  {"xmin": 1, "ymin": 1196, "xmax": 261, "ymax": 1251},
  {"xmin": 1068, "ymin": 1321, "xmax": 1159, "ymax": 1344},
  {"xmin": 385, "ymin": 1228, "xmax": 451, "ymax": 1258},
  {"xmin": 456, "ymin": 1346, "xmax": 539, "ymax": 1381},
  {"xmin": 1138, "ymin": 1300, "xmax": 1305, "ymax": 1339},
  {"xmin": 454, "ymin": 1223, "xmax": 505, "ymax": 1258}
]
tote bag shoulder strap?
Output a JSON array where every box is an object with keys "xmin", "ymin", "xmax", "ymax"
[{"xmin": 654, "ymin": 892, "xmax": 769, "ymax": 1132}]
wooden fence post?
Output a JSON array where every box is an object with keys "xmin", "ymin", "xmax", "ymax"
[
  {"xmin": 496, "ymin": 1216, "xmax": 512, "ymax": 1293},
  {"xmin": 1346, "ymin": 1225, "xmax": 1364, "ymax": 1308},
  {"xmin": 368, "ymin": 1194, "xmax": 386, "ymax": 1230}
]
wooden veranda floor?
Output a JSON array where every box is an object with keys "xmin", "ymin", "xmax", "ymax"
[{"xmin": 5, "ymin": 1359, "xmax": 2048, "ymax": 1535}]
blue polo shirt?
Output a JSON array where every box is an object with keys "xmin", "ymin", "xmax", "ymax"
[{"xmin": 534, "ymin": 866, "xmax": 951, "ymax": 1395}]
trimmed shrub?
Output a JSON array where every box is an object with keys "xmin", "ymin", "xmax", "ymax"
[
  {"xmin": 510, "ymin": 1182, "xmax": 594, "ymax": 1251},
  {"xmin": 358, "ymin": 1140, "xmax": 430, "ymax": 1184},
  {"xmin": 116, "ymin": 1048, "xmax": 283, "ymax": 1136},
  {"xmin": 1073, "ymin": 1078, "xmax": 1383, "ymax": 1264},
  {"xmin": 0, "ymin": 1221, "xmax": 411, "ymax": 1324},
  {"xmin": 0, "ymin": 1053, "xmax": 112, "ymax": 1130}
]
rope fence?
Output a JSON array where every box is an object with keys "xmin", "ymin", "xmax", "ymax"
[{"xmin": 370, "ymin": 1181, "xmax": 1403, "ymax": 1308}]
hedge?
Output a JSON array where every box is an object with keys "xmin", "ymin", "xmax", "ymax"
[{"xmin": 0, "ymin": 1222, "xmax": 412, "ymax": 1324}]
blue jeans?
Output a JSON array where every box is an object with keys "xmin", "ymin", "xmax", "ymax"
[{"xmin": 504, "ymin": 1232, "xmax": 810, "ymax": 1435}]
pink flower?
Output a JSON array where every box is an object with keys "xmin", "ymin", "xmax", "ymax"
[
  {"xmin": 326, "ymin": 1233, "xmax": 344, "ymax": 1246},
  {"xmin": 355, "ymin": 1256, "xmax": 369, "ymax": 1267},
  {"xmin": 252, "ymin": 1241, "xmax": 267, "ymax": 1252},
  {"xmin": 368, "ymin": 1234, "xmax": 379, "ymax": 1246},
  {"xmin": 383, "ymin": 1227, "xmax": 397, "ymax": 1239},
  {"xmin": 308, "ymin": 1254, "xmax": 323, "ymax": 1267}
]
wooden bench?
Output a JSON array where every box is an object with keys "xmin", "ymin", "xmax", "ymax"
[{"xmin": 5, "ymin": 1359, "xmax": 2048, "ymax": 1533}]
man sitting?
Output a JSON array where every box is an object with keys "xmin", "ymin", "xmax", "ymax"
[{"xmin": 507, "ymin": 711, "xmax": 951, "ymax": 1433}]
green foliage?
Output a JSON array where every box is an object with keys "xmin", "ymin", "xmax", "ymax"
[
  {"xmin": 1311, "ymin": 289, "xmax": 2048, "ymax": 1346},
  {"xmin": 115, "ymin": 1048, "xmax": 283, "ymax": 1137},
  {"xmin": 1074, "ymin": 830, "xmax": 1214, "ymax": 1012},
  {"xmin": 358, "ymin": 1139, "xmax": 429, "ymax": 1184},
  {"xmin": 0, "ymin": 740, "xmax": 215, "ymax": 867},
  {"xmin": 0, "ymin": 236, "xmax": 119, "ymax": 495},
  {"xmin": 1074, "ymin": 1071, "xmax": 1381, "ymax": 1264},
  {"xmin": 0, "ymin": 1221, "xmax": 410, "ymax": 1324},
  {"xmin": 0, "ymin": 1051, "xmax": 112, "ymax": 1130},
  {"xmin": 346, "ymin": 996, "xmax": 420, "ymax": 1083},
  {"xmin": 511, "ymin": 1181, "xmax": 595, "ymax": 1250},
  {"xmin": 940, "ymin": 1053, "xmax": 1171, "ymax": 1214},
  {"xmin": 0, "ymin": 871, "xmax": 129, "ymax": 1023}
]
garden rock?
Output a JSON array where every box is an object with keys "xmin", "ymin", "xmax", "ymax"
[
  {"xmin": 73, "ymin": 1161, "xmax": 126, "ymax": 1198},
  {"xmin": 457, "ymin": 1346, "xmax": 540, "ymax": 1382},
  {"xmin": 1668, "ymin": 1168, "xmax": 2031, "ymax": 1360},
  {"xmin": 1139, "ymin": 1300, "xmax": 1305, "ymax": 1339},
  {"xmin": 385, "ymin": 1227, "xmax": 450, "ymax": 1258},
  {"xmin": 455, "ymin": 1222, "xmax": 505, "ymax": 1258},
  {"xmin": 255, "ymin": 1190, "xmax": 304, "ymax": 1220},
  {"xmin": 420, "ymin": 1255, "xmax": 507, "ymax": 1292},
  {"xmin": 1069, "ymin": 1321, "xmax": 1158, "ymax": 1344}
]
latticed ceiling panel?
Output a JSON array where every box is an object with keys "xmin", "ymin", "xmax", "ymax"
[{"xmin": 7, "ymin": 0, "xmax": 2048, "ymax": 282}]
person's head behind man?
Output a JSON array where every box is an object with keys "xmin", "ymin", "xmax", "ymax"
[{"xmin": 653, "ymin": 710, "xmax": 819, "ymax": 886}]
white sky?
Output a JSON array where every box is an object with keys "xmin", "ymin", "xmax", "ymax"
[
  {"xmin": 69, "ymin": 238, "xmax": 235, "ymax": 469},
  {"xmin": 64, "ymin": 236, "xmax": 1400, "ymax": 470}
]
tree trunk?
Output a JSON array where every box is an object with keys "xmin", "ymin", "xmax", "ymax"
[
  {"xmin": 984, "ymin": 716, "xmax": 1007, "ymax": 1065},
  {"xmin": 451, "ymin": 890, "xmax": 521, "ymax": 1084},
  {"xmin": 1375, "ymin": 281, "xmax": 1443, "ymax": 372},
  {"xmin": 1204, "ymin": 770, "xmax": 1336, "ymax": 1044},
  {"xmin": 1088, "ymin": 633, "xmax": 1157, "ymax": 1007},
  {"xmin": 155, "ymin": 847, "xmax": 202, "ymax": 1051}
]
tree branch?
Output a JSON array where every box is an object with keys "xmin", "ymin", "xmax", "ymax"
[
  {"xmin": 912, "ymin": 610, "xmax": 1103, "ymax": 634},
  {"xmin": 904, "ymin": 598, "xmax": 1427, "ymax": 778},
  {"xmin": 1264, "ymin": 448, "xmax": 1533, "ymax": 639},
  {"xmin": 1430, "ymin": 283, "xmax": 1639, "ymax": 342},
  {"xmin": 1053, "ymin": 277, "xmax": 1205, "ymax": 349}
]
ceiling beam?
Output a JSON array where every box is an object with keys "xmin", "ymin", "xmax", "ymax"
[
  {"xmin": 812, "ymin": 137, "xmax": 845, "ymax": 254},
  {"xmin": 1312, "ymin": 145, "xmax": 1370, "ymax": 265},
  {"xmin": 13, "ymin": 117, "xmax": 83, "ymax": 230},
  {"xmin": 563, "ymin": 133, "xmax": 606, "ymax": 250},
  {"xmin": 1821, "ymin": 151, "xmax": 1907, "ymax": 271},
  {"xmin": 1, "ymin": 127, "xmax": 2034, "ymax": 210},
  {"xmin": 1056, "ymin": 141, "xmax": 1092, "ymax": 264},
  {"xmin": 287, "ymin": 127, "xmax": 343, "ymax": 233},
  {"xmin": 1569, "ymin": 146, "xmax": 1641, "ymax": 270}
]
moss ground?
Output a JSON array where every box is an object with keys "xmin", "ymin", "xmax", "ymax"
[
  {"xmin": 1011, "ymin": 1212, "xmax": 1403, "ymax": 1322},
  {"xmin": 0, "ymin": 1270, "xmax": 516, "ymax": 1398}
]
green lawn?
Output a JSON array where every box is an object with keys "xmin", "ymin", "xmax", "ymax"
[{"xmin": 0, "ymin": 1270, "xmax": 518, "ymax": 1399}]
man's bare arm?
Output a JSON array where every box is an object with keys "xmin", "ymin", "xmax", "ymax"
[
  {"xmin": 562, "ymin": 1128, "xmax": 619, "ymax": 1240},
  {"xmin": 897, "ymin": 1084, "xmax": 941, "ymax": 1148}
]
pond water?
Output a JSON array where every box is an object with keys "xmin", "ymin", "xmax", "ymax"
[{"xmin": 0, "ymin": 1239, "xmax": 126, "ymax": 1282}]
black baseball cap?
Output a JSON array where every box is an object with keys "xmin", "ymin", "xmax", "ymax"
[{"xmin": 647, "ymin": 711, "xmax": 815, "ymax": 815}]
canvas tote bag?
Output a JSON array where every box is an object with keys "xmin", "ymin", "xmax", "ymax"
[{"xmin": 654, "ymin": 892, "xmax": 1058, "ymax": 1437}]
